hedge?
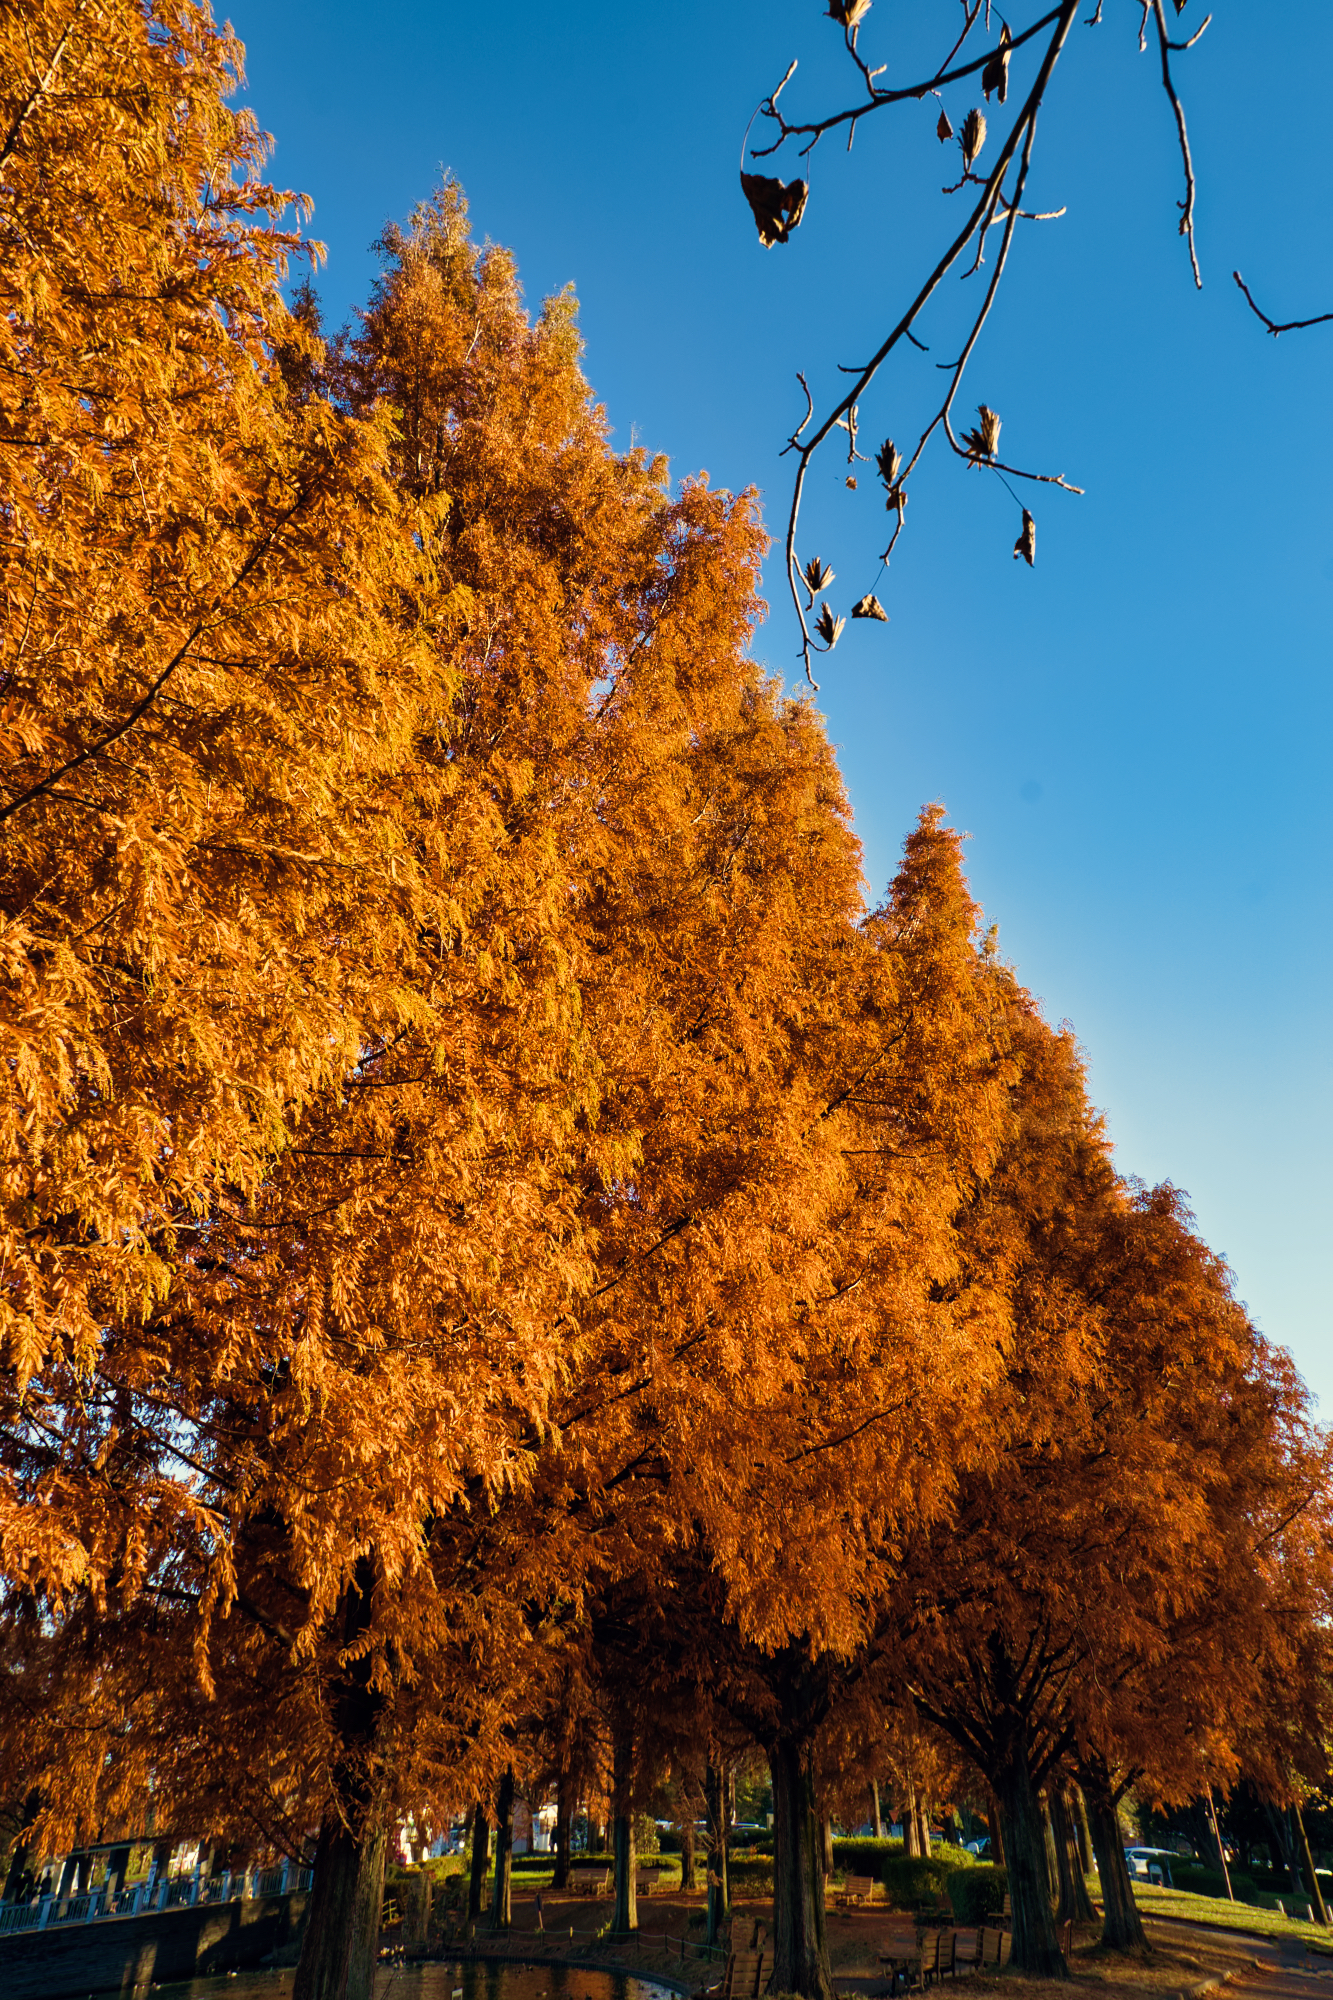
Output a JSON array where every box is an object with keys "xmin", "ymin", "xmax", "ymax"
[
  {"xmin": 833, "ymin": 1838, "xmax": 903, "ymax": 1875},
  {"xmin": 946, "ymin": 1865, "xmax": 1008, "ymax": 1924},
  {"xmin": 727, "ymin": 1856, "xmax": 775, "ymax": 1895},
  {"xmin": 881, "ymin": 1851, "xmax": 973, "ymax": 1911}
]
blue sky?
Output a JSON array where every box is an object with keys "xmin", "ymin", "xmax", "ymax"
[{"xmin": 233, "ymin": 1, "xmax": 1332, "ymax": 1412}]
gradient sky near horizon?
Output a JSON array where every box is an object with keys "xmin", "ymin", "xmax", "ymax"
[{"xmin": 232, "ymin": 1, "xmax": 1332, "ymax": 1412}]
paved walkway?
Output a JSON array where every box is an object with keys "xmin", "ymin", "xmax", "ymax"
[{"xmin": 1145, "ymin": 1916, "xmax": 1333, "ymax": 2000}]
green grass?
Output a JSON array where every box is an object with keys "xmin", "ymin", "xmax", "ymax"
[{"xmin": 1135, "ymin": 1879, "xmax": 1333, "ymax": 1950}]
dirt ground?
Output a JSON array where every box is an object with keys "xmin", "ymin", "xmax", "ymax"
[{"xmin": 459, "ymin": 1885, "xmax": 1276, "ymax": 2000}]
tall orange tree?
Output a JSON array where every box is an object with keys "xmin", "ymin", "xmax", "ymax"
[{"xmin": 0, "ymin": 0, "xmax": 451, "ymax": 1603}]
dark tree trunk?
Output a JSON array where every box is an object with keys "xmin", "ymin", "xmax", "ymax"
[
  {"xmin": 706, "ymin": 1760, "xmax": 730, "ymax": 1945},
  {"xmin": 293, "ymin": 1814, "xmax": 385, "ymax": 2000},
  {"xmin": 294, "ymin": 1559, "xmax": 386, "ymax": 2000},
  {"xmin": 916, "ymin": 1802, "xmax": 932, "ymax": 1858},
  {"xmin": 1042, "ymin": 1793, "xmax": 1061, "ymax": 1902},
  {"xmin": 871, "ymin": 1780, "xmax": 884, "ymax": 1840},
  {"xmin": 1051, "ymin": 1786, "xmax": 1096, "ymax": 1922},
  {"xmin": 492, "ymin": 1768, "xmax": 514, "ymax": 1928},
  {"xmin": 1080, "ymin": 1768, "xmax": 1146, "ymax": 1952},
  {"xmin": 904, "ymin": 1778, "xmax": 920, "ymax": 1856},
  {"xmin": 993, "ymin": 1742, "xmax": 1067, "ymax": 1978},
  {"xmin": 769, "ymin": 1738, "xmax": 835, "ymax": 2000},
  {"xmin": 1072, "ymin": 1787, "xmax": 1094, "ymax": 1876},
  {"xmin": 613, "ymin": 1812, "xmax": 637, "ymax": 1933},
  {"xmin": 989, "ymin": 1795, "xmax": 1006, "ymax": 1871},
  {"xmin": 1293, "ymin": 1802, "xmax": 1329, "ymax": 1925},
  {"xmin": 612, "ymin": 1719, "xmax": 637, "ymax": 1935},
  {"xmin": 682, "ymin": 1819, "xmax": 697, "ymax": 1894},
  {"xmin": 553, "ymin": 1778, "xmax": 572, "ymax": 1893},
  {"xmin": 1264, "ymin": 1801, "xmax": 1297, "ymax": 1890},
  {"xmin": 821, "ymin": 1816, "xmax": 834, "ymax": 1879},
  {"xmin": 468, "ymin": 1804, "xmax": 488, "ymax": 1919}
]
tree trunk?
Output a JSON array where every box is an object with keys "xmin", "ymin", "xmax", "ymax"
[
  {"xmin": 1071, "ymin": 1787, "xmax": 1094, "ymax": 1876},
  {"xmin": 468, "ymin": 1803, "xmax": 488, "ymax": 1919},
  {"xmin": 989, "ymin": 1794, "xmax": 1006, "ymax": 1870},
  {"xmin": 904, "ymin": 1777, "xmax": 920, "ymax": 1856},
  {"xmin": 612, "ymin": 1720, "xmax": 638, "ymax": 1934},
  {"xmin": 1264, "ymin": 1802, "xmax": 1297, "ymax": 1890},
  {"xmin": 993, "ymin": 1744, "xmax": 1067, "ymax": 1978},
  {"xmin": 293, "ymin": 1812, "xmax": 385, "ymax": 2000},
  {"xmin": 1042, "ymin": 1793, "xmax": 1061, "ymax": 1903},
  {"xmin": 294, "ymin": 1559, "xmax": 387, "ymax": 2000},
  {"xmin": 1081, "ymin": 1770, "xmax": 1146, "ymax": 1952},
  {"xmin": 706, "ymin": 1760, "xmax": 730, "ymax": 1946},
  {"xmin": 492, "ymin": 1767, "xmax": 514, "ymax": 1929},
  {"xmin": 871, "ymin": 1780, "xmax": 884, "ymax": 1840},
  {"xmin": 682, "ymin": 1818, "xmax": 697, "ymax": 1894},
  {"xmin": 553, "ymin": 1779, "xmax": 572, "ymax": 1893},
  {"xmin": 1051, "ymin": 1786, "xmax": 1096, "ymax": 1922},
  {"xmin": 821, "ymin": 1816, "xmax": 835, "ymax": 1879},
  {"xmin": 1293, "ymin": 1802, "xmax": 1329, "ymax": 1925},
  {"xmin": 916, "ymin": 1802, "xmax": 932, "ymax": 1858},
  {"xmin": 769, "ymin": 1737, "xmax": 836, "ymax": 2000}
]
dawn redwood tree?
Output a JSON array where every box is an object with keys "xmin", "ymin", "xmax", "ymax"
[
  {"xmin": 887, "ymin": 980, "xmax": 1332, "ymax": 1973},
  {"xmin": 0, "ymin": 0, "xmax": 454, "ymax": 1618},
  {"xmin": 566, "ymin": 808, "xmax": 1020, "ymax": 2000}
]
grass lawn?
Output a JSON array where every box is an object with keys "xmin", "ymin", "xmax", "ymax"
[{"xmin": 1134, "ymin": 1878, "xmax": 1333, "ymax": 1950}]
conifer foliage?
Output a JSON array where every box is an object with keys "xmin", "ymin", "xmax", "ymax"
[{"xmin": 1, "ymin": 10, "xmax": 1330, "ymax": 2000}]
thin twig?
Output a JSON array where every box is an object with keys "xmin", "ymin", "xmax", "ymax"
[
  {"xmin": 1151, "ymin": 0, "xmax": 1202, "ymax": 288},
  {"xmin": 1233, "ymin": 271, "xmax": 1333, "ymax": 337}
]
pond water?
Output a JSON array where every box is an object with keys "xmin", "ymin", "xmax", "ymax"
[{"xmin": 82, "ymin": 1963, "xmax": 681, "ymax": 2000}]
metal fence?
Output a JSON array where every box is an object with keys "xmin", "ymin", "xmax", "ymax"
[{"xmin": 0, "ymin": 1863, "xmax": 313, "ymax": 1937}]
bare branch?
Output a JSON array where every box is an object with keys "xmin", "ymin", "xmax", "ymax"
[
  {"xmin": 1233, "ymin": 270, "xmax": 1333, "ymax": 338},
  {"xmin": 1151, "ymin": 0, "xmax": 1202, "ymax": 289}
]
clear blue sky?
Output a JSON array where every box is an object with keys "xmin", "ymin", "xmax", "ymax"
[{"xmin": 232, "ymin": 2, "xmax": 1332, "ymax": 1413}]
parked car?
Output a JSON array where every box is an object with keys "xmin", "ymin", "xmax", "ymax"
[{"xmin": 1124, "ymin": 1846, "xmax": 1177, "ymax": 1887}]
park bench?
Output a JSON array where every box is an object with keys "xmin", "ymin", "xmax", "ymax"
[
  {"xmin": 636, "ymin": 1864, "xmax": 669, "ymax": 1895},
  {"xmin": 835, "ymin": 1873, "xmax": 880, "ymax": 1907},
  {"xmin": 878, "ymin": 1925, "xmax": 925, "ymax": 1991},
  {"xmin": 569, "ymin": 1865, "xmax": 611, "ymax": 1896},
  {"xmin": 951, "ymin": 1928, "xmax": 979, "ymax": 1973},
  {"xmin": 977, "ymin": 1926, "xmax": 1012, "ymax": 1968},
  {"xmin": 697, "ymin": 1948, "xmax": 768, "ymax": 2000}
]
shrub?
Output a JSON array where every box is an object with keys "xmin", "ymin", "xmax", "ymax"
[
  {"xmin": 833, "ymin": 1838, "xmax": 903, "ymax": 1875},
  {"xmin": 881, "ymin": 1853, "xmax": 971, "ymax": 1911},
  {"xmin": 1172, "ymin": 1864, "xmax": 1258, "ymax": 1903},
  {"xmin": 946, "ymin": 1866, "xmax": 1008, "ymax": 1924},
  {"xmin": 728, "ymin": 1856, "xmax": 775, "ymax": 1896}
]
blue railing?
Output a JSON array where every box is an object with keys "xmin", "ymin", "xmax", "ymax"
[{"xmin": 0, "ymin": 1864, "xmax": 313, "ymax": 1937}]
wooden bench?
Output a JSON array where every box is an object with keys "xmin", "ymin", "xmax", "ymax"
[
  {"xmin": 878, "ymin": 1926, "xmax": 925, "ymax": 1991},
  {"xmin": 977, "ymin": 1926, "xmax": 1011, "ymax": 1968},
  {"xmin": 569, "ymin": 1865, "xmax": 611, "ymax": 1896},
  {"xmin": 835, "ymin": 1873, "xmax": 880, "ymax": 1907},
  {"xmin": 951, "ymin": 1928, "xmax": 979, "ymax": 1974},
  {"xmin": 636, "ymin": 1865, "xmax": 669, "ymax": 1895},
  {"xmin": 698, "ymin": 1949, "xmax": 767, "ymax": 2000}
]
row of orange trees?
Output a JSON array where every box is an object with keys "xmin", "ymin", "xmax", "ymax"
[{"xmin": 1, "ymin": 9, "xmax": 1329, "ymax": 2000}]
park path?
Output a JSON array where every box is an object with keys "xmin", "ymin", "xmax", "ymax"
[{"xmin": 1144, "ymin": 1916, "xmax": 1333, "ymax": 2000}]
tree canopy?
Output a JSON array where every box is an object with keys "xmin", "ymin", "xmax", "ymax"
[{"xmin": 1, "ymin": 8, "xmax": 1329, "ymax": 2000}]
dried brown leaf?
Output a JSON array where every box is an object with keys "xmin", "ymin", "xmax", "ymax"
[
  {"xmin": 876, "ymin": 439, "xmax": 902, "ymax": 487},
  {"xmin": 982, "ymin": 23, "xmax": 1012, "ymax": 104},
  {"xmin": 936, "ymin": 106, "xmax": 954, "ymax": 143},
  {"xmin": 814, "ymin": 602, "xmax": 845, "ymax": 648},
  {"xmin": 1013, "ymin": 509, "xmax": 1036, "ymax": 565},
  {"xmin": 851, "ymin": 593, "xmax": 889, "ymax": 621},
  {"xmin": 740, "ymin": 170, "xmax": 809, "ymax": 247},
  {"xmin": 960, "ymin": 108, "xmax": 987, "ymax": 172}
]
